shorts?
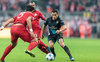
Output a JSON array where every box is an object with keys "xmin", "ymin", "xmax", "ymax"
[
  {"xmin": 33, "ymin": 29, "xmax": 41, "ymax": 39},
  {"xmin": 28, "ymin": 27, "xmax": 41, "ymax": 39},
  {"xmin": 10, "ymin": 25, "xmax": 33, "ymax": 43},
  {"xmin": 48, "ymin": 34, "xmax": 63, "ymax": 44}
]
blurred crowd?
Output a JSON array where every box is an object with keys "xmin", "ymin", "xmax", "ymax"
[
  {"xmin": 46, "ymin": 0, "xmax": 99, "ymax": 13},
  {"xmin": 0, "ymin": 0, "xmax": 29, "ymax": 11},
  {"xmin": 0, "ymin": 0, "xmax": 100, "ymax": 38},
  {"xmin": 0, "ymin": 0, "xmax": 99, "ymax": 12}
]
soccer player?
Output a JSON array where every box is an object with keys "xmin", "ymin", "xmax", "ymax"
[
  {"xmin": 41, "ymin": 9, "xmax": 75, "ymax": 61},
  {"xmin": 0, "ymin": 5, "xmax": 38, "ymax": 62},
  {"xmin": 25, "ymin": 1, "xmax": 51, "ymax": 56}
]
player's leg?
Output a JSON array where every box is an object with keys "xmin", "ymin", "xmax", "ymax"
[
  {"xmin": 49, "ymin": 40, "xmax": 56, "ymax": 57},
  {"xmin": 0, "ymin": 43, "xmax": 17, "ymax": 62},
  {"xmin": 25, "ymin": 39, "xmax": 38, "ymax": 57},
  {"xmin": 58, "ymin": 38, "xmax": 74, "ymax": 61},
  {"xmin": 26, "ymin": 30, "xmax": 51, "ymax": 54},
  {"xmin": 35, "ymin": 30, "xmax": 50, "ymax": 54},
  {"xmin": 18, "ymin": 29, "xmax": 38, "ymax": 57},
  {"xmin": 0, "ymin": 33, "xmax": 18, "ymax": 61},
  {"xmin": 48, "ymin": 35, "xmax": 56, "ymax": 57},
  {"xmin": 37, "ymin": 39, "xmax": 51, "ymax": 54}
]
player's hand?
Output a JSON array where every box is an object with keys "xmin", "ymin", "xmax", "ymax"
[
  {"xmin": 56, "ymin": 30, "xmax": 61, "ymax": 34},
  {"xmin": 30, "ymin": 32, "xmax": 35, "ymax": 38},
  {"xmin": 30, "ymin": 32, "xmax": 38, "ymax": 42},
  {"xmin": 0, "ymin": 27, "xmax": 4, "ymax": 31},
  {"xmin": 41, "ymin": 34, "xmax": 44, "ymax": 39},
  {"xmin": 0, "ymin": 28, "xmax": 3, "ymax": 31},
  {"xmin": 0, "ymin": 26, "xmax": 4, "ymax": 31},
  {"xmin": 34, "ymin": 38, "xmax": 38, "ymax": 42}
]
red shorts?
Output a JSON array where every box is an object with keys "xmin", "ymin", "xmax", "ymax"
[
  {"xmin": 10, "ymin": 25, "xmax": 33, "ymax": 43},
  {"xmin": 33, "ymin": 29, "xmax": 41, "ymax": 39},
  {"xmin": 32, "ymin": 28, "xmax": 47, "ymax": 48}
]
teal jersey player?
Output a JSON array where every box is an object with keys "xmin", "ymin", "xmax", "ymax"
[{"xmin": 41, "ymin": 9, "xmax": 75, "ymax": 61}]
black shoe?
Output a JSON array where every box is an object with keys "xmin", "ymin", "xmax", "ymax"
[
  {"xmin": 0, "ymin": 60, "xmax": 6, "ymax": 62},
  {"xmin": 25, "ymin": 50, "xmax": 35, "ymax": 57},
  {"xmin": 70, "ymin": 57, "xmax": 75, "ymax": 61}
]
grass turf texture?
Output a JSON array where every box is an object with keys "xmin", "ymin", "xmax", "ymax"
[{"xmin": 0, "ymin": 38, "xmax": 100, "ymax": 62}]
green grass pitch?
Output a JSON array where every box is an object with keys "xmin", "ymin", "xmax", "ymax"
[{"xmin": 0, "ymin": 38, "xmax": 100, "ymax": 62}]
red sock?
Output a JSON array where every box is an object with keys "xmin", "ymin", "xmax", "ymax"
[
  {"xmin": 0, "ymin": 44, "xmax": 14, "ymax": 60},
  {"xmin": 38, "ymin": 46, "xmax": 49, "ymax": 54},
  {"xmin": 38, "ymin": 40, "xmax": 47, "ymax": 48},
  {"xmin": 27, "ymin": 41, "xmax": 38, "ymax": 51},
  {"xmin": 38, "ymin": 40, "xmax": 49, "ymax": 54}
]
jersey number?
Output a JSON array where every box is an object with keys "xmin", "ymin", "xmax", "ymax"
[{"xmin": 17, "ymin": 12, "xmax": 25, "ymax": 19}]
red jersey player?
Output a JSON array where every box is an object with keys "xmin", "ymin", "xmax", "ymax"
[
  {"xmin": 0, "ymin": 5, "xmax": 38, "ymax": 62},
  {"xmin": 25, "ymin": 1, "xmax": 51, "ymax": 56}
]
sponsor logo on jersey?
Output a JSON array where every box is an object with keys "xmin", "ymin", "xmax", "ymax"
[
  {"xmin": 33, "ymin": 17, "xmax": 35, "ymax": 20},
  {"xmin": 56, "ymin": 21, "xmax": 59, "ymax": 24}
]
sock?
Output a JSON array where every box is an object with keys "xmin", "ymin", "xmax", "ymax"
[
  {"xmin": 63, "ymin": 45, "xmax": 72, "ymax": 58},
  {"xmin": 0, "ymin": 44, "xmax": 15, "ymax": 60},
  {"xmin": 38, "ymin": 45, "xmax": 49, "ymax": 54},
  {"xmin": 38, "ymin": 40, "xmax": 48, "ymax": 47},
  {"xmin": 27, "ymin": 41, "xmax": 38, "ymax": 51},
  {"xmin": 50, "ymin": 48, "xmax": 56, "ymax": 56},
  {"xmin": 46, "ymin": 47, "xmax": 51, "ymax": 53},
  {"xmin": 38, "ymin": 40, "xmax": 51, "ymax": 54}
]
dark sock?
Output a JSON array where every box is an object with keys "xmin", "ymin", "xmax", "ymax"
[
  {"xmin": 46, "ymin": 47, "xmax": 51, "ymax": 53},
  {"xmin": 50, "ymin": 48, "xmax": 56, "ymax": 56},
  {"xmin": 63, "ymin": 46, "xmax": 72, "ymax": 58}
]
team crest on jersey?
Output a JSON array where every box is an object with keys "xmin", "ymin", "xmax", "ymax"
[
  {"xmin": 34, "ymin": 13, "xmax": 37, "ymax": 16},
  {"xmin": 56, "ymin": 21, "xmax": 59, "ymax": 24}
]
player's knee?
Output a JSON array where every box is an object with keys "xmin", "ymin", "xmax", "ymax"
[
  {"xmin": 59, "ymin": 43, "xmax": 65, "ymax": 48},
  {"xmin": 49, "ymin": 43, "xmax": 54, "ymax": 48},
  {"xmin": 49, "ymin": 40, "xmax": 54, "ymax": 48},
  {"xmin": 11, "ymin": 43, "xmax": 17, "ymax": 47}
]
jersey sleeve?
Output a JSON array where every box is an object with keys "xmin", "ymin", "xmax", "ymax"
[
  {"xmin": 25, "ymin": 12, "xmax": 33, "ymax": 21},
  {"xmin": 44, "ymin": 18, "xmax": 48, "ymax": 26},
  {"xmin": 13, "ymin": 16, "xmax": 17, "ymax": 21},
  {"xmin": 39, "ymin": 12, "xmax": 46, "ymax": 20},
  {"xmin": 60, "ymin": 20, "xmax": 65, "ymax": 26}
]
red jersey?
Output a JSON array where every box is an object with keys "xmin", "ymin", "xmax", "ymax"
[
  {"xmin": 32, "ymin": 10, "xmax": 46, "ymax": 30},
  {"xmin": 13, "ymin": 11, "xmax": 34, "ymax": 27}
]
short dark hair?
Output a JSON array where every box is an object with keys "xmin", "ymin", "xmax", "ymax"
[
  {"xmin": 26, "ymin": 5, "xmax": 34, "ymax": 11},
  {"xmin": 30, "ymin": 0, "xmax": 37, "ymax": 5},
  {"xmin": 52, "ymin": 9, "xmax": 58, "ymax": 14}
]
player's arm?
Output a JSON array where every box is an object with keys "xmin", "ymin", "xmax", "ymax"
[
  {"xmin": 26, "ymin": 16, "xmax": 38, "ymax": 41},
  {"xmin": 41, "ymin": 19, "xmax": 48, "ymax": 39},
  {"xmin": 56, "ymin": 25, "xmax": 67, "ymax": 34},
  {"xmin": 0, "ymin": 18, "xmax": 14, "ymax": 31},
  {"xmin": 56, "ymin": 20, "xmax": 67, "ymax": 34},
  {"xmin": 39, "ymin": 12, "xmax": 46, "ymax": 20},
  {"xmin": 26, "ymin": 16, "xmax": 34, "ymax": 37},
  {"xmin": 41, "ymin": 24, "xmax": 47, "ymax": 39}
]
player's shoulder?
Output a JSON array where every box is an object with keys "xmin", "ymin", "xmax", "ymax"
[
  {"xmin": 47, "ymin": 17, "xmax": 51, "ymax": 20},
  {"xmin": 35, "ymin": 10, "xmax": 41, "ymax": 13},
  {"xmin": 58, "ymin": 17, "xmax": 63, "ymax": 21},
  {"xmin": 24, "ymin": 11, "xmax": 34, "ymax": 17},
  {"xmin": 25, "ymin": 11, "xmax": 33, "ymax": 14},
  {"xmin": 46, "ymin": 17, "xmax": 51, "ymax": 21}
]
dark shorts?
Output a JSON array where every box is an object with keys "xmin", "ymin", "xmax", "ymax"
[{"xmin": 48, "ymin": 34, "xmax": 63, "ymax": 44}]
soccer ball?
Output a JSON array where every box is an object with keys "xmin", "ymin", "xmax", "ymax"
[{"xmin": 46, "ymin": 53, "xmax": 55, "ymax": 61}]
